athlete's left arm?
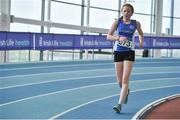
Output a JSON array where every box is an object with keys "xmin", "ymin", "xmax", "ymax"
[{"xmin": 136, "ymin": 21, "xmax": 144, "ymax": 48}]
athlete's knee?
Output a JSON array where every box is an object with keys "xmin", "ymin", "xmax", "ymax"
[{"xmin": 122, "ymin": 79, "xmax": 129, "ymax": 85}]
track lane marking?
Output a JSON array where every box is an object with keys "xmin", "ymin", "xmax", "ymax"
[
  {"xmin": 1, "ymin": 71, "xmax": 180, "ymax": 90},
  {"xmin": 1, "ymin": 61, "xmax": 180, "ymax": 71},
  {"xmin": 49, "ymin": 85, "xmax": 180, "ymax": 120},
  {"xmin": 1, "ymin": 77, "xmax": 180, "ymax": 107}
]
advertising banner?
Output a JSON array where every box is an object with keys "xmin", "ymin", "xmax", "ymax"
[
  {"xmin": 34, "ymin": 33, "xmax": 53, "ymax": 50},
  {"xmin": 151, "ymin": 36, "xmax": 169, "ymax": 49},
  {"xmin": 94, "ymin": 35, "xmax": 113, "ymax": 49},
  {"xmin": 0, "ymin": 31, "xmax": 180, "ymax": 50},
  {"xmin": 169, "ymin": 37, "xmax": 180, "ymax": 49},
  {"xmin": 74, "ymin": 35, "xmax": 95, "ymax": 49},
  {"xmin": 134, "ymin": 36, "xmax": 152, "ymax": 49},
  {"xmin": 6, "ymin": 32, "xmax": 32, "ymax": 50},
  {"xmin": 53, "ymin": 34, "xmax": 74, "ymax": 49}
]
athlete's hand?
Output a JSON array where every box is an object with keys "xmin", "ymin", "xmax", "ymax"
[{"xmin": 119, "ymin": 36, "xmax": 128, "ymax": 42}]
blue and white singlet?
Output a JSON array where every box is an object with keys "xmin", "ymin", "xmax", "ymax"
[{"xmin": 114, "ymin": 18, "xmax": 137, "ymax": 52}]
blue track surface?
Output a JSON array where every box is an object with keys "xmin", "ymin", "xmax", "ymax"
[{"xmin": 0, "ymin": 58, "xmax": 180, "ymax": 119}]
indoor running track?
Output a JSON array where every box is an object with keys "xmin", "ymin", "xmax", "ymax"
[{"xmin": 0, "ymin": 58, "xmax": 180, "ymax": 119}]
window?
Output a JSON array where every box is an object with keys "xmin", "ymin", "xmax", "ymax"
[
  {"xmin": 162, "ymin": 18, "xmax": 171, "ymax": 34},
  {"xmin": 11, "ymin": 0, "xmax": 41, "ymax": 20},
  {"xmin": 88, "ymin": 8, "xmax": 118, "ymax": 29},
  {"xmin": 131, "ymin": 0, "xmax": 152, "ymax": 14},
  {"xmin": 51, "ymin": 2, "xmax": 81, "ymax": 25},
  {"xmin": 173, "ymin": 18, "xmax": 180, "ymax": 35},
  {"xmin": 90, "ymin": 0, "xmax": 118, "ymax": 10}
]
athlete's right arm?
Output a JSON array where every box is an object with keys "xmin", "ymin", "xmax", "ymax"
[
  {"xmin": 136, "ymin": 21, "xmax": 144, "ymax": 48},
  {"xmin": 106, "ymin": 19, "xmax": 119, "ymax": 41}
]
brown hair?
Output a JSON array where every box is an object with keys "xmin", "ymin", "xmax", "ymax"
[{"xmin": 121, "ymin": 3, "xmax": 134, "ymax": 14}]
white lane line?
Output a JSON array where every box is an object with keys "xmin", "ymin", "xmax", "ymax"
[
  {"xmin": 0, "ymin": 74, "xmax": 114, "ymax": 90},
  {"xmin": 1, "ymin": 65, "xmax": 180, "ymax": 79},
  {"xmin": 0, "ymin": 60, "xmax": 111, "ymax": 66},
  {"xmin": 0, "ymin": 83, "xmax": 115, "ymax": 107},
  {"xmin": 0, "ymin": 68, "xmax": 113, "ymax": 79},
  {"xmin": 0, "ymin": 71, "xmax": 180, "ymax": 90},
  {"xmin": 0, "ymin": 77, "xmax": 180, "ymax": 107},
  {"xmin": 1, "ymin": 61, "xmax": 180, "ymax": 71},
  {"xmin": 48, "ymin": 85, "xmax": 180, "ymax": 120},
  {"xmin": 0, "ymin": 62, "xmax": 113, "ymax": 71}
]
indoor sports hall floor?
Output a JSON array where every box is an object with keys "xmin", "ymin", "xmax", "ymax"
[{"xmin": 0, "ymin": 58, "xmax": 180, "ymax": 119}]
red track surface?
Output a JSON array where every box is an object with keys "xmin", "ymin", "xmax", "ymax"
[{"xmin": 144, "ymin": 97, "xmax": 180, "ymax": 119}]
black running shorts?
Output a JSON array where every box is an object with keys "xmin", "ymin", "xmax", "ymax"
[{"xmin": 114, "ymin": 51, "xmax": 135, "ymax": 62}]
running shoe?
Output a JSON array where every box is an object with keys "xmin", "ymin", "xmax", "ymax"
[{"xmin": 113, "ymin": 104, "xmax": 121, "ymax": 113}]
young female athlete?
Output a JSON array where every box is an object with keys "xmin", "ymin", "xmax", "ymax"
[{"xmin": 107, "ymin": 3, "xmax": 144, "ymax": 113}]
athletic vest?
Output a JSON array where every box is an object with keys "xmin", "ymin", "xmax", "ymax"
[{"xmin": 114, "ymin": 18, "xmax": 137, "ymax": 52}]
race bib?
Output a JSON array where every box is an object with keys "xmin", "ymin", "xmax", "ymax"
[{"xmin": 117, "ymin": 40, "xmax": 134, "ymax": 48}]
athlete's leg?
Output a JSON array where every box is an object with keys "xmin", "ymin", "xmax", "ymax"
[
  {"xmin": 118, "ymin": 60, "xmax": 134, "ymax": 104},
  {"xmin": 114, "ymin": 62, "xmax": 123, "ymax": 88},
  {"xmin": 113, "ymin": 62, "xmax": 123, "ymax": 113}
]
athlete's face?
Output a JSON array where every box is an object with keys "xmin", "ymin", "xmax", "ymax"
[{"xmin": 122, "ymin": 6, "xmax": 133, "ymax": 19}]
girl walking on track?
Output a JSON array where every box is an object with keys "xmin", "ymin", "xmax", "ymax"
[{"xmin": 107, "ymin": 3, "xmax": 144, "ymax": 113}]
